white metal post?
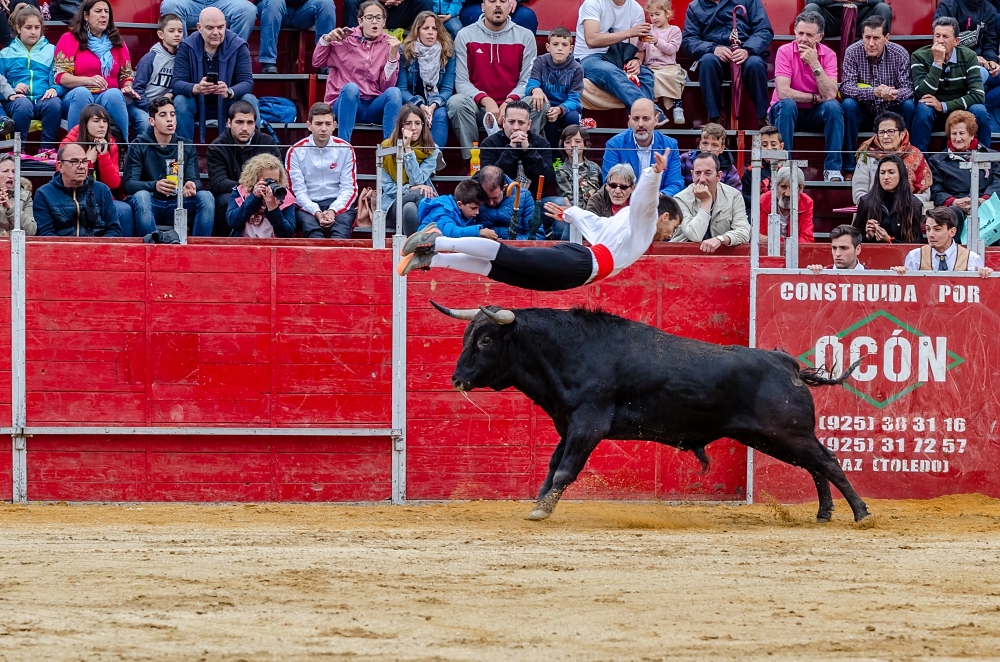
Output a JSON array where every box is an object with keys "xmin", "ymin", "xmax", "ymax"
[
  {"xmin": 763, "ymin": 148, "xmax": 788, "ymax": 257},
  {"xmin": 390, "ymin": 233, "xmax": 407, "ymax": 505},
  {"xmin": 10, "ymin": 133, "xmax": 26, "ymax": 503},
  {"xmin": 372, "ymin": 145, "xmax": 387, "ymax": 248},
  {"xmin": 570, "ymin": 146, "xmax": 582, "ymax": 244},
  {"xmin": 966, "ymin": 155, "xmax": 985, "ymax": 256},
  {"xmin": 395, "ymin": 140, "xmax": 403, "ymax": 240},
  {"xmin": 173, "ymin": 141, "xmax": 187, "ymax": 244},
  {"xmin": 787, "ymin": 162, "xmax": 800, "ymax": 270},
  {"xmin": 750, "ymin": 134, "xmax": 762, "ymax": 271}
]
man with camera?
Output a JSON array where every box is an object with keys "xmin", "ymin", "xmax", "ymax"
[
  {"xmin": 172, "ymin": 7, "xmax": 257, "ymax": 143},
  {"xmin": 208, "ymin": 100, "xmax": 282, "ymax": 235},
  {"xmin": 124, "ymin": 96, "xmax": 216, "ymax": 237}
]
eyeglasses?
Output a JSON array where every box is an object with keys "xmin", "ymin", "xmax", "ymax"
[
  {"xmin": 59, "ymin": 159, "xmax": 89, "ymax": 168},
  {"xmin": 877, "ymin": 129, "xmax": 899, "ymax": 137},
  {"xmin": 606, "ymin": 182, "xmax": 632, "ymax": 190},
  {"xmin": 361, "ymin": 14, "xmax": 385, "ymax": 22}
]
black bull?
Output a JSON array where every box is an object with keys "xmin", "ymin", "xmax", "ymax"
[{"xmin": 432, "ymin": 301, "xmax": 870, "ymax": 523}]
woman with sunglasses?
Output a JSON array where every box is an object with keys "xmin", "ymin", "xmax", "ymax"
[
  {"xmin": 312, "ymin": 0, "xmax": 403, "ymax": 143},
  {"xmin": 586, "ymin": 163, "xmax": 636, "ymax": 217}
]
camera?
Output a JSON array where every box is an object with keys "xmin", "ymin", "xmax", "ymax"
[{"xmin": 264, "ymin": 178, "xmax": 286, "ymax": 198}]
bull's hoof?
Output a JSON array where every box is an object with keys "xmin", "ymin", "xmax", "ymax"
[
  {"xmin": 854, "ymin": 511, "xmax": 871, "ymax": 522},
  {"xmin": 816, "ymin": 513, "xmax": 832, "ymax": 523},
  {"xmin": 526, "ymin": 508, "xmax": 551, "ymax": 521}
]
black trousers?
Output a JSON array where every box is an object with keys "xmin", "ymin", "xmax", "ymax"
[
  {"xmin": 296, "ymin": 198, "xmax": 357, "ymax": 239},
  {"xmin": 487, "ymin": 242, "xmax": 595, "ymax": 291},
  {"xmin": 802, "ymin": 2, "xmax": 893, "ymax": 39}
]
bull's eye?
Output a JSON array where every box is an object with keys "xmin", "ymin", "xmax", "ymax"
[{"xmin": 478, "ymin": 336, "xmax": 493, "ymax": 348}]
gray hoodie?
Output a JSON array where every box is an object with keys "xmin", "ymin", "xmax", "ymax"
[{"xmin": 133, "ymin": 42, "xmax": 175, "ymax": 111}]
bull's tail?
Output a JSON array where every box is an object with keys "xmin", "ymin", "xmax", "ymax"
[{"xmin": 800, "ymin": 358, "xmax": 863, "ymax": 388}]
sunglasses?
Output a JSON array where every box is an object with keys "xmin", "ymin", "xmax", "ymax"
[{"xmin": 606, "ymin": 182, "xmax": 632, "ymax": 190}]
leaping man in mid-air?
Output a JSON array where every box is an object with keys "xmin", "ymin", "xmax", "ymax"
[{"xmin": 396, "ymin": 150, "xmax": 679, "ymax": 291}]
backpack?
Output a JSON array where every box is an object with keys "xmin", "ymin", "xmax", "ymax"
[{"xmin": 258, "ymin": 97, "xmax": 297, "ymax": 124}]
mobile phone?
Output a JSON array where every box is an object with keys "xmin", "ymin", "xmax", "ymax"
[{"xmin": 205, "ymin": 72, "xmax": 219, "ymax": 84}]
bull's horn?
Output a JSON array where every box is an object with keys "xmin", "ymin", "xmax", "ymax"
[
  {"xmin": 430, "ymin": 299, "xmax": 479, "ymax": 321},
  {"xmin": 478, "ymin": 305, "xmax": 515, "ymax": 325}
]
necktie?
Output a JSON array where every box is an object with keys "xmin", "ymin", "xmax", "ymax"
[{"xmin": 938, "ymin": 254, "xmax": 948, "ymax": 271}]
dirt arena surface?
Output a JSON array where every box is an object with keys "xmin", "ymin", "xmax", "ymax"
[{"xmin": 0, "ymin": 496, "xmax": 998, "ymax": 661}]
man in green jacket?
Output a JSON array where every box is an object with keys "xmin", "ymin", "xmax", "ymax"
[{"xmin": 904, "ymin": 16, "xmax": 990, "ymax": 151}]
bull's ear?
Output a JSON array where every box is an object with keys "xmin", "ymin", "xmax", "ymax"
[
  {"xmin": 430, "ymin": 300, "xmax": 479, "ymax": 321},
  {"xmin": 478, "ymin": 306, "xmax": 515, "ymax": 325}
]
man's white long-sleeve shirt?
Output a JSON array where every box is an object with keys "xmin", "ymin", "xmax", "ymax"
[{"xmin": 286, "ymin": 135, "xmax": 357, "ymax": 216}]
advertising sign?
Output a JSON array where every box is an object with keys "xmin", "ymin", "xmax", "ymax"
[{"xmin": 753, "ymin": 272, "xmax": 1000, "ymax": 502}]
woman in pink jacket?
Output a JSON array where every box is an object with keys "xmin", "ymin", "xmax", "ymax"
[{"xmin": 313, "ymin": 0, "xmax": 403, "ymax": 143}]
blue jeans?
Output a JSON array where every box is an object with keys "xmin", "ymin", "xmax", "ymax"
[
  {"xmin": 542, "ymin": 109, "xmax": 580, "ymax": 152},
  {"xmin": 580, "ymin": 54, "xmax": 653, "ymax": 110},
  {"xmin": 3, "ymin": 96, "xmax": 61, "ymax": 149},
  {"xmin": 64, "ymin": 87, "xmax": 129, "ymax": 140},
  {"xmin": 541, "ymin": 195, "xmax": 569, "ymax": 240},
  {"xmin": 696, "ymin": 52, "xmax": 769, "ymax": 121},
  {"xmin": 841, "ymin": 97, "xmax": 914, "ymax": 172},
  {"xmin": 426, "ymin": 103, "xmax": 449, "ymax": 153},
  {"xmin": 442, "ymin": 16, "xmax": 463, "ymax": 38},
  {"xmin": 903, "ymin": 98, "xmax": 992, "ymax": 151},
  {"xmin": 126, "ymin": 102, "xmax": 149, "ymax": 140},
  {"xmin": 459, "ymin": 3, "xmax": 537, "ymax": 33},
  {"xmin": 174, "ymin": 93, "xmax": 259, "ymax": 143},
  {"xmin": 114, "ymin": 199, "xmax": 148, "ymax": 238},
  {"xmin": 160, "ymin": 0, "xmax": 257, "ymax": 40},
  {"xmin": 983, "ymin": 69, "xmax": 1000, "ymax": 133},
  {"xmin": 258, "ymin": 0, "xmax": 337, "ymax": 65},
  {"xmin": 130, "ymin": 190, "xmax": 216, "ymax": 237},
  {"xmin": 333, "ymin": 84, "xmax": 402, "ymax": 142},
  {"xmin": 769, "ymin": 97, "xmax": 845, "ymax": 171}
]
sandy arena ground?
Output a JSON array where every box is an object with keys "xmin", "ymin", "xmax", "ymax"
[{"xmin": 0, "ymin": 496, "xmax": 999, "ymax": 661}]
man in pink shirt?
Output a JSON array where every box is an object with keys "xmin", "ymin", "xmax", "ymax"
[{"xmin": 767, "ymin": 11, "xmax": 845, "ymax": 182}]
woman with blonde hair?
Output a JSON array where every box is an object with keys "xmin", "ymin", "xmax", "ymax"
[
  {"xmin": 226, "ymin": 153, "xmax": 296, "ymax": 238},
  {"xmin": 381, "ymin": 104, "xmax": 439, "ymax": 235},
  {"xmin": 398, "ymin": 10, "xmax": 455, "ymax": 151}
]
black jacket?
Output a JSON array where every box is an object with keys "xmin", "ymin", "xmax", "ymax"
[
  {"xmin": 480, "ymin": 130, "xmax": 556, "ymax": 199},
  {"xmin": 207, "ymin": 129, "xmax": 282, "ymax": 197},
  {"xmin": 123, "ymin": 130, "xmax": 203, "ymax": 200},
  {"xmin": 741, "ymin": 160, "xmax": 774, "ymax": 211},
  {"xmin": 929, "ymin": 146, "xmax": 1000, "ymax": 207},
  {"xmin": 935, "ymin": 0, "xmax": 999, "ymax": 62},
  {"xmin": 853, "ymin": 190, "xmax": 925, "ymax": 243},
  {"xmin": 34, "ymin": 173, "xmax": 121, "ymax": 237}
]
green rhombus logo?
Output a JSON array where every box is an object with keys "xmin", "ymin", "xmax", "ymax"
[{"xmin": 797, "ymin": 310, "xmax": 965, "ymax": 409}]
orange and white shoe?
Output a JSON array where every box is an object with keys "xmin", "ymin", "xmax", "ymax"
[
  {"xmin": 396, "ymin": 252, "xmax": 434, "ymax": 277},
  {"xmin": 400, "ymin": 222, "xmax": 441, "ymax": 256}
]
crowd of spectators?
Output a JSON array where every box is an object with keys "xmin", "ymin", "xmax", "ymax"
[{"xmin": 0, "ymin": 0, "xmax": 994, "ymax": 265}]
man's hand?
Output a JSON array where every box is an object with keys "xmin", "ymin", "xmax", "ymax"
[
  {"xmin": 652, "ymin": 147, "xmax": 670, "ymax": 173},
  {"xmin": 874, "ymin": 84, "xmax": 889, "ymax": 99},
  {"xmin": 122, "ymin": 85, "xmax": 141, "ymax": 100},
  {"xmin": 193, "ymin": 77, "xmax": 218, "ymax": 95},
  {"xmin": 323, "ymin": 27, "xmax": 347, "ymax": 43},
  {"xmin": 807, "ymin": 264, "xmax": 825, "ymax": 274},
  {"xmin": 919, "ymin": 94, "xmax": 943, "ymax": 111},
  {"xmin": 546, "ymin": 105, "xmax": 562, "ymax": 122},
  {"xmin": 183, "ymin": 181, "xmax": 197, "ymax": 198},
  {"xmin": 544, "ymin": 201, "xmax": 566, "ymax": 219},
  {"xmin": 713, "ymin": 46, "xmax": 732, "ymax": 62},
  {"xmin": 155, "ymin": 179, "xmax": 177, "ymax": 196},
  {"xmin": 884, "ymin": 87, "xmax": 899, "ymax": 101},
  {"xmin": 628, "ymin": 22, "xmax": 651, "ymax": 40},
  {"xmin": 797, "ymin": 42, "xmax": 820, "ymax": 69},
  {"xmin": 422, "ymin": 103, "xmax": 435, "ymax": 125},
  {"xmin": 479, "ymin": 227, "xmax": 499, "ymax": 240},
  {"xmin": 317, "ymin": 210, "xmax": 335, "ymax": 228},
  {"xmin": 624, "ymin": 58, "xmax": 641, "ymax": 76},
  {"xmin": 215, "ymin": 81, "xmax": 230, "ymax": 97},
  {"xmin": 693, "ymin": 182, "xmax": 712, "ymax": 210},
  {"xmin": 987, "ymin": 61, "xmax": 1000, "ymax": 77},
  {"xmin": 384, "ymin": 0, "xmax": 401, "ymax": 6},
  {"xmin": 731, "ymin": 48, "xmax": 749, "ymax": 65},
  {"xmin": 980, "ymin": 267, "xmax": 994, "ymax": 279},
  {"xmin": 891, "ymin": 265, "xmax": 908, "ymax": 275},
  {"xmin": 509, "ymin": 130, "xmax": 529, "ymax": 149},
  {"xmin": 438, "ymin": 13, "xmax": 452, "ymax": 21},
  {"xmin": 530, "ymin": 88, "xmax": 547, "ymax": 112},
  {"xmin": 954, "ymin": 197, "xmax": 972, "ymax": 212},
  {"xmin": 480, "ymin": 97, "xmax": 500, "ymax": 123},
  {"xmin": 932, "ymin": 42, "xmax": 947, "ymax": 65},
  {"xmin": 700, "ymin": 237, "xmax": 724, "ymax": 253}
]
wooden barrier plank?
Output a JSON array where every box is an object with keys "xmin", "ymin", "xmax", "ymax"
[
  {"xmin": 30, "ymin": 482, "xmax": 144, "ymax": 501},
  {"xmin": 149, "ymin": 397, "xmax": 271, "ymax": 424},
  {"xmin": 26, "ymin": 392, "xmax": 146, "ymax": 424},
  {"xmin": 27, "ymin": 451, "xmax": 145, "ymax": 483},
  {"xmin": 276, "ymin": 304, "xmax": 391, "ymax": 334},
  {"xmin": 148, "ymin": 451, "xmax": 272, "ymax": 483},
  {"xmin": 150, "ymin": 272, "xmax": 270, "ymax": 303},
  {"xmin": 276, "ymin": 247, "xmax": 391, "ymax": 275},
  {"xmin": 274, "ymin": 451, "xmax": 391, "ymax": 483},
  {"xmin": 147, "ymin": 245, "xmax": 270, "ymax": 273},
  {"xmin": 276, "ymin": 275, "xmax": 391, "ymax": 305},
  {"xmin": 150, "ymin": 302, "xmax": 271, "ymax": 333},
  {"xmin": 27, "ymin": 270, "xmax": 145, "ymax": 302},
  {"xmin": 148, "ymin": 483, "xmax": 273, "ymax": 501},
  {"xmin": 273, "ymin": 393, "xmax": 391, "ymax": 425},
  {"xmin": 25, "ymin": 242, "xmax": 144, "ymax": 271},
  {"xmin": 273, "ymin": 363, "xmax": 391, "ymax": 394},
  {"xmin": 276, "ymin": 333, "xmax": 390, "ymax": 365},
  {"xmin": 27, "ymin": 301, "xmax": 145, "ymax": 331},
  {"xmin": 276, "ymin": 482, "xmax": 391, "ymax": 501},
  {"xmin": 25, "ymin": 361, "xmax": 145, "ymax": 392}
]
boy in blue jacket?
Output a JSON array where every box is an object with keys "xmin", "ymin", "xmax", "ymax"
[
  {"xmin": 415, "ymin": 178, "xmax": 493, "ymax": 238},
  {"xmin": 526, "ymin": 27, "xmax": 583, "ymax": 148}
]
